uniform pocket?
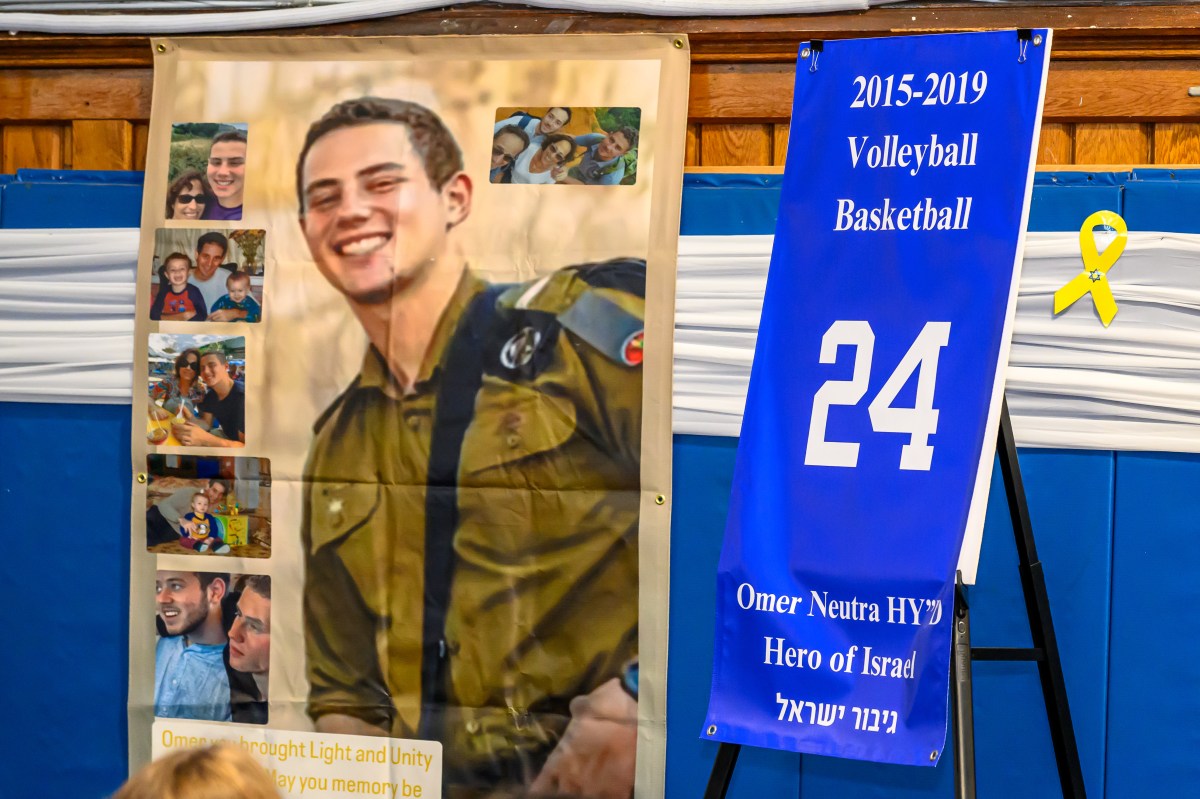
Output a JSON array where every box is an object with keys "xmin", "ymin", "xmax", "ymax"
[
  {"xmin": 459, "ymin": 378, "xmax": 577, "ymax": 480},
  {"xmin": 307, "ymin": 480, "xmax": 382, "ymax": 553}
]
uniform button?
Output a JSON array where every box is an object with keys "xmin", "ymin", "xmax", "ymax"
[
  {"xmin": 506, "ymin": 434, "xmax": 521, "ymax": 449},
  {"xmin": 465, "ymin": 719, "xmax": 481, "ymax": 734},
  {"xmin": 406, "ymin": 416, "xmax": 421, "ymax": 431}
]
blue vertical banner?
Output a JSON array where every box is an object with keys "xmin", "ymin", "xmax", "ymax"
[{"xmin": 703, "ymin": 31, "xmax": 1050, "ymax": 766}]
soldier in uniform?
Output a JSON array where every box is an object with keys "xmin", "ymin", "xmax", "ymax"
[{"xmin": 296, "ymin": 97, "xmax": 644, "ymax": 798}]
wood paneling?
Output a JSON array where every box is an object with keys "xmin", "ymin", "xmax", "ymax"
[
  {"xmin": 0, "ymin": 69, "xmax": 151, "ymax": 121},
  {"xmin": 1045, "ymin": 62, "xmax": 1200, "ymax": 121},
  {"xmin": 699, "ymin": 124, "xmax": 772, "ymax": 167},
  {"xmin": 772, "ymin": 124, "xmax": 790, "ymax": 166},
  {"xmin": 685, "ymin": 124, "xmax": 699, "ymax": 167},
  {"xmin": 1075, "ymin": 123, "xmax": 1152, "ymax": 164},
  {"xmin": 3, "ymin": 125, "xmax": 64, "ymax": 171},
  {"xmin": 72, "ymin": 120, "xmax": 133, "ymax": 170},
  {"xmin": 1154, "ymin": 123, "xmax": 1200, "ymax": 164},
  {"xmin": 1038, "ymin": 123, "xmax": 1074, "ymax": 166},
  {"xmin": 690, "ymin": 64, "xmax": 793, "ymax": 121},
  {"xmin": 5, "ymin": 5, "xmax": 1200, "ymax": 172},
  {"xmin": 133, "ymin": 122, "xmax": 150, "ymax": 171}
]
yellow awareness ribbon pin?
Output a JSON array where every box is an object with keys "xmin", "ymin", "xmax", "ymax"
[{"xmin": 1053, "ymin": 210, "xmax": 1128, "ymax": 327}]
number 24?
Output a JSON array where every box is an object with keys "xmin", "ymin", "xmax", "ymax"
[{"xmin": 805, "ymin": 321, "xmax": 951, "ymax": 471}]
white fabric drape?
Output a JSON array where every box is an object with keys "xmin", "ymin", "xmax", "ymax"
[
  {"xmin": 0, "ymin": 229, "xmax": 137, "ymax": 402},
  {"xmin": 4, "ymin": 228, "xmax": 1200, "ymax": 452},
  {"xmin": 0, "ymin": 0, "xmax": 877, "ymax": 34}
]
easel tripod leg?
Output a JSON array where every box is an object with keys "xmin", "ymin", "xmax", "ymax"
[
  {"xmin": 703, "ymin": 742, "xmax": 741, "ymax": 799},
  {"xmin": 996, "ymin": 400, "xmax": 1087, "ymax": 798},
  {"xmin": 952, "ymin": 575, "xmax": 977, "ymax": 799}
]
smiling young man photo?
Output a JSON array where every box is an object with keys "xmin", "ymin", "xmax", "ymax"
[
  {"xmin": 154, "ymin": 570, "xmax": 231, "ymax": 722},
  {"xmin": 202, "ymin": 130, "xmax": 247, "ymax": 221},
  {"xmin": 296, "ymin": 96, "xmax": 645, "ymax": 798},
  {"xmin": 175, "ymin": 350, "xmax": 245, "ymax": 448},
  {"xmin": 558, "ymin": 126, "xmax": 638, "ymax": 186}
]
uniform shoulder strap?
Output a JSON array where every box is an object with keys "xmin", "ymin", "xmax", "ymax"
[{"xmin": 418, "ymin": 282, "xmax": 509, "ymax": 739}]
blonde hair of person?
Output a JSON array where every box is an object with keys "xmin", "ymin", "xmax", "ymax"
[{"xmin": 113, "ymin": 744, "xmax": 280, "ymax": 799}]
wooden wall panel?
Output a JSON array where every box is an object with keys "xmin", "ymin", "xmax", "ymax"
[
  {"xmin": 1038, "ymin": 123, "xmax": 1074, "ymax": 166},
  {"xmin": 4, "ymin": 7, "xmax": 1200, "ymax": 174},
  {"xmin": 772, "ymin": 124, "xmax": 789, "ymax": 166},
  {"xmin": 1045, "ymin": 62, "xmax": 1200, "ymax": 121},
  {"xmin": 1075, "ymin": 123, "xmax": 1152, "ymax": 164},
  {"xmin": 2, "ymin": 124, "xmax": 64, "ymax": 171},
  {"xmin": 685, "ymin": 123, "xmax": 699, "ymax": 167},
  {"xmin": 690, "ymin": 64, "xmax": 793, "ymax": 122},
  {"xmin": 699, "ymin": 123, "xmax": 772, "ymax": 167},
  {"xmin": 0, "ymin": 69, "xmax": 150, "ymax": 121},
  {"xmin": 1154, "ymin": 123, "xmax": 1200, "ymax": 164},
  {"xmin": 133, "ymin": 122, "xmax": 150, "ymax": 171},
  {"xmin": 71, "ymin": 120, "xmax": 133, "ymax": 170}
]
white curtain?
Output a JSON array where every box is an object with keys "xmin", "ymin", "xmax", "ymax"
[
  {"xmin": 4, "ymin": 227, "xmax": 1199, "ymax": 452},
  {"xmin": 0, "ymin": 0, "xmax": 878, "ymax": 33}
]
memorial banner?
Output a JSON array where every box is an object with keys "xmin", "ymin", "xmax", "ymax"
[
  {"xmin": 703, "ymin": 30, "xmax": 1050, "ymax": 765},
  {"xmin": 129, "ymin": 35, "xmax": 688, "ymax": 798}
]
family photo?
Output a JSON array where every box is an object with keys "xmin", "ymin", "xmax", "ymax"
[
  {"xmin": 166, "ymin": 122, "xmax": 248, "ymax": 221},
  {"xmin": 144, "ymin": 455, "xmax": 271, "ymax": 557},
  {"xmin": 148, "ymin": 228, "xmax": 264, "ymax": 323},
  {"xmin": 491, "ymin": 106, "xmax": 642, "ymax": 186},
  {"xmin": 154, "ymin": 570, "xmax": 271, "ymax": 725},
  {"xmin": 146, "ymin": 334, "xmax": 246, "ymax": 448}
]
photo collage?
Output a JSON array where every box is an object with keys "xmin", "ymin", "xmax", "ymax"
[
  {"xmin": 489, "ymin": 106, "xmax": 641, "ymax": 185},
  {"xmin": 146, "ymin": 122, "xmax": 270, "ymax": 725}
]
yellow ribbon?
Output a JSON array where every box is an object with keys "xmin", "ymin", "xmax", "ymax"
[{"xmin": 1053, "ymin": 210, "xmax": 1128, "ymax": 327}]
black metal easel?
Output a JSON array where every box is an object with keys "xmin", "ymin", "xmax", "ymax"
[{"xmin": 703, "ymin": 399, "xmax": 1087, "ymax": 799}]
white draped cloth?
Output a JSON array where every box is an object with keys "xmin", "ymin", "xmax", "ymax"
[{"xmin": 4, "ymin": 227, "xmax": 1199, "ymax": 452}]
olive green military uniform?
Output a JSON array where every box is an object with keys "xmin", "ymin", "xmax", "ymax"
[{"xmin": 303, "ymin": 264, "xmax": 644, "ymax": 793}]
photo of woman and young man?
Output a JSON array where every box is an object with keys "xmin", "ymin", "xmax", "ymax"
[
  {"xmin": 165, "ymin": 122, "xmax": 248, "ymax": 222},
  {"xmin": 146, "ymin": 334, "xmax": 246, "ymax": 449},
  {"xmin": 490, "ymin": 106, "xmax": 641, "ymax": 186}
]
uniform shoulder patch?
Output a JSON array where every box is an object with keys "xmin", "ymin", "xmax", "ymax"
[{"xmin": 559, "ymin": 290, "xmax": 644, "ymax": 367}]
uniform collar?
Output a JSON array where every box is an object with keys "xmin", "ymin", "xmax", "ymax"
[{"xmin": 357, "ymin": 268, "xmax": 487, "ymax": 399}]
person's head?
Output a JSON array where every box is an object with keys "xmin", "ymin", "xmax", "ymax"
[
  {"xmin": 174, "ymin": 348, "xmax": 202, "ymax": 382},
  {"xmin": 155, "ymin": 571, "xmax": 228, "ymax": 640},
  {"xmin": 225, "ymin": 271, "xmax": 251, "ymax": 303},
  {"xmin": 199, "ymin": 351, "xmax": 232, "ymax": 391},
  {"xmin": 296, "ymin": 97, "xmax": 472, "ymax": 305},
  {"xmin": 160, "ymin": 253, "xmax": 193, "ymax": 292},
  {"xmin": 530, "ymin": 133, "xmax": 577, "ymax": 173},
  {"xmin": 228, "ymin": 575, "xmax": 271, "ymax": 675},
  {"xmin": 194, "ymin": 233, "xmax": 228, "ymax": 281},
  {"xmin": 207, "ymin": 130, "xmax": 247, "ymax": 209},
  {"xmin": 113, "ymin": 743, "xmax": 280, "ymax": 799},
  {"xmin": 536, "ymin": 107, "xmax": 571, "ymax": 136},
  {"xmin": 203, "ymin": 479, "xmax": 228, "ymax": 507},
  {"xmin": 491, "ymin": 125, "xmax": 530, "ymax": 169},
  {"xmin": 190, "ymin": 493, "xmax": 209, "ymax": 516},
  {"xmin": 596, "ymin": 126, "xmax": 638, "ymax": 162},
  {"xmin": 166, "ymin": 170, "xmax": 210, "ymax": 220}
]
